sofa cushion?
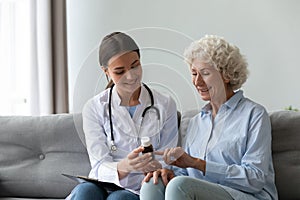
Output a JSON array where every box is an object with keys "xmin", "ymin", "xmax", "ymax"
[
  {"xmin": 270, "ymin": 110, "xmax": 300, "ymax": 200},
  {"xmin": 178, "ymin": 109, "xmax": 200, "ymax": 147},
  {"xmin": 0, "ymin": 114, "xmax": 91, "ymax": 198}
]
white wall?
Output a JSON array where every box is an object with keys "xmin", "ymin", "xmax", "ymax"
[{"xmin": 67, "ymin": 0, "xmax": 300, "ymax": 113}]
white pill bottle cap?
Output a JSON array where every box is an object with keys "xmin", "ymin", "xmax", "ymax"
[{"xmin": 141, "ymin": 137, "xmax": 151, "ymax": 147}]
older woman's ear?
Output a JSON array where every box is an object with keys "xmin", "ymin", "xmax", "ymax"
[
  {"xmin": 222, "ymin": 74, "xmax": 230, "ymax": 83},
  {"xmin": 224, "ymin": 78, "xmax": 230, "ymax": 83}
]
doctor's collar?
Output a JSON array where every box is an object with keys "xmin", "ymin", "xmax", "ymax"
[{"xmin": 110, "ymin": 84, "xmax": 150, "ymax": 106}]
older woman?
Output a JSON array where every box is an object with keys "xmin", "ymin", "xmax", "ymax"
[{"xmin": 140, "ymin": 35, "xmax": 278, "ymax": 200}]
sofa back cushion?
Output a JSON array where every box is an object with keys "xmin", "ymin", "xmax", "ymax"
[
  {"xmin": 178, "ymin": 109, "xmax": 200, "ymax": 147},
  {"xmin": 270, "ymin": 111, "xmax": 300, "ymax": 200},
  {"xmin": 0, "ymin": 114, "xmax": 91, "ymax": 198}
]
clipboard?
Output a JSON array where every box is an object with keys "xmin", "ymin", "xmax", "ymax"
[{"xmin": 62, "ymin": 173, "xmax": 124, "ymax": 191}]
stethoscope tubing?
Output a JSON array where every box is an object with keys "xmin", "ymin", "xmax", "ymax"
[{"xmin": 108, "ymin": 83, "xmax": 160, "ymax": 152}]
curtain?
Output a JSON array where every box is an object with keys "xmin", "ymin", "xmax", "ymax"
[
  {"xmin": 30, "ymin": 0, "xmax": 68, "ymax": 115},
  {"xmin": 51, "ymin": 0, "xmax": 69, "ymax": 114}
]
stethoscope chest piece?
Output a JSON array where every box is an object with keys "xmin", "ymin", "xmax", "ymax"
[
  {"xmin": 110, "ymin": 141, "xmax": 117, "ymax": 152},
  {"xmin": 111, "ymin": 145, "xmax": 117, "ymax": 152}
]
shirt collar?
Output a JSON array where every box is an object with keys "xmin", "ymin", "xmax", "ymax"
[
  {"xmin": 111, "ymin": 86, "xmax": 121, "ymax": 106},
  {"xmin": 139, "ymin": 84, "xmax": 148, "ymax": 105},
  {"xmin": 200, "ymin": 90, "xmax": 244, "ymax": 117},
  {"xmin": 224, "ymin": 90, "xmax": 244, "ymax": 110},
  {"xmin": 111, "ymin": 84, "xmax": 147, "ymax": 106}
]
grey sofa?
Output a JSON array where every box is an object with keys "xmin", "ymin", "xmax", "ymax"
[{"xmin": 0, "ymin": 110, "xmax": 299, "ymax": 199}]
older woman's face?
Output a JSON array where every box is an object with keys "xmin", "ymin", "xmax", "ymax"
[{"xmin": 190, "ymin": 59, "xmax": 227, "ymax": 103}]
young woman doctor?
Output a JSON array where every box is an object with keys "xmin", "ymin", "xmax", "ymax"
[{"xmin": 66, "ymin": 32, "xmax": 178, "ymax": 200}]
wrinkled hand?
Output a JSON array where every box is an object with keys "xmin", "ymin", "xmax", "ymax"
[
  {"xmin": 156, "ymin": 147, "xmax": 196, "ymax": 168},
  {"xmin": 118, "ymin": 147, "xmax": 162, "ymax": 178},
  {"xmin": 143, "ymin": 168, "xmax": 175, "ymax": 186}
]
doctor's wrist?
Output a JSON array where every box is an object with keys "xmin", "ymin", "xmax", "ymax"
[{"xmin": 117, "ymin": 159, "xmax": 131, "ymax": 179}]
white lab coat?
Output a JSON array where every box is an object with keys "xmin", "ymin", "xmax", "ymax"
[{"xmin": 82, "ymin": 85, "xmax": 178, "ymax": 194}]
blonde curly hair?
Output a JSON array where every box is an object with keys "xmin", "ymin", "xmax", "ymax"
[{"xmin": 184, "ymin": 35, "xmax": 249, "ymax": 91}]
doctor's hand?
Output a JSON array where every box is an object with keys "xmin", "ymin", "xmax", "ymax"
[
  {"xmin": 117, "ymin": 146, "xmax": 162, "ymax": 179},
  {"xmin": 143, "ymin": 168, "xmax": 175, "ymax": 186}
]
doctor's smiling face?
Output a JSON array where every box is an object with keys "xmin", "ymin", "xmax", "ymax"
[{"xmin": 104, "ymin": 51, "xmax": 142, "ymax": 94}]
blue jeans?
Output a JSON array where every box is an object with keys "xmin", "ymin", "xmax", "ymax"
[
  {"xmin": 68, "ymin": 182, "xmax": 139, "ymax": 200},
  {"xmin": 140, "ymin": 176, "xmax": 233, "ymax": 200}
]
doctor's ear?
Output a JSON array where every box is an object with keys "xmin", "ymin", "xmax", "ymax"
[
  {"xmin": 102, "ymin": 66, "xmax": 114, "ymax": 89},
  {"xmin": 102, "ymin": 66, "xmax": 109, "ymax": 75}
]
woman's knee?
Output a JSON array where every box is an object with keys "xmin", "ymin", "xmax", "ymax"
[
  {"xmin": 107, "ymin": 190, "xmax": 139, "ymax": 200},
  {"xmin": 166, "ymin": 176, "xmax": 233, "ymax": 200},
  {"xmin": 165, "ymin": 176, "xmax": 197, "ymax": 199},
  {"xmin": 140, "ymin": 177, "xmax": 165, "ymax": 200},
  {"xmin": 166, "ymin": 176, "xmax": 190, "ymax": 190},
  {"xmin": 70, "ymin": 182, "xmax": 107, "ymax": 200}
]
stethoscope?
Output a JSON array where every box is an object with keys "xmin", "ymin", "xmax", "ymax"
[{"xmin": 108, "ymin": 83, "xmax": 160, "ymax": 152}]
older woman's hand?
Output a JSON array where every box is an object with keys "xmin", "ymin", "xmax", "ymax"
[
  {"xmin": 156, "ymin": 147, "xmax": 204, "ymax": 170},
  {"xmin": 143, "ymin": 168, "xmax": 175, "ymax": 186},
  {"xmin": 161, "ymin": 147, "xmax": 185, "ymax": 165}
]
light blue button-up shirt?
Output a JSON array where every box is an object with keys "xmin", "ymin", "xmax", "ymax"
[{"xmin": 176, "ymin": 90, "xmax": 278, "ymax": 200}]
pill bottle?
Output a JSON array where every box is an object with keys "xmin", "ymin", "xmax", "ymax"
[{"xmin": 141, "ymin": 137, "xmax": 154, "ymax": 154}]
